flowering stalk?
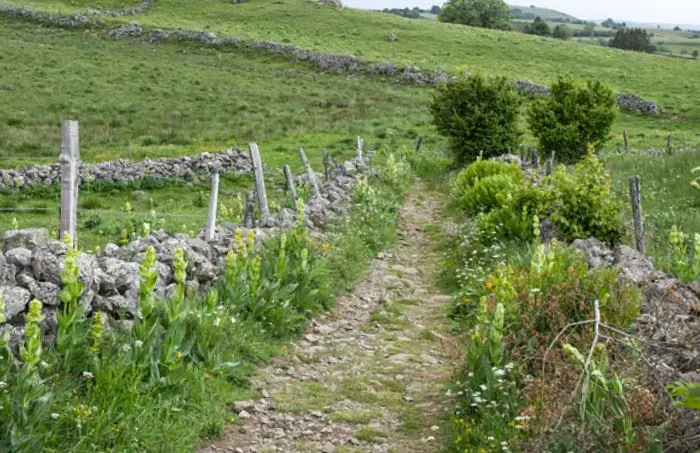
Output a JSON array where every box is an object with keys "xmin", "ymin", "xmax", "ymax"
[
  {"xmin": 88, "ymin": 311, "xmax": 104, "ymax": 354},
  {"xmin": 21, "ymin": 299, "xmax": 44, "ymax": 370},
  {"xmin": 173, "ymin": 248, "xmax": 187, "ymax": 304},
  {"xmin": 139, "ymin": 246, "xmax": 158, "ymax": 316}
]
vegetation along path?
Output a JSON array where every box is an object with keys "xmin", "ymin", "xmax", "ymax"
[{"xmin": 200, "ymin": 183, "xmax": 455, "ymax": 453}]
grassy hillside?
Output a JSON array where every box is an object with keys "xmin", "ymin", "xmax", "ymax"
[
  {"xmin": 4, "ymin": 0, "xmax": 699, "ymax": 147},
  {"xmin": 510, "ymin": 4, "xmax": 578, "ymax": 21},
  {"xmin": 0, "ymin": 18, "xmax": 432, "ymax": 164}
]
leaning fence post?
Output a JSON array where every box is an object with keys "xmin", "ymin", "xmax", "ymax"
[
  {"xmin": 243, "ymin": 191, "xmax": 255, "ymax": 228},
  {"xmin": 356, "ymin": 136, "xmax": 363, "ymax": 161},
  {"xmin": 623, "ymin": 130, "xmax": 629, "ymax": 152},
  {"xmin": 248, "ymin": 143, "xmax": 269, "ymax": 219},
  {"xmin": 298, "ymin": 148, "xmax": 320, "ymax": 198},
  {"xmin": 283, "ymin": 164, "xmax": 298, "ymax": 203},
  {"xmin": 59, "ymin": 120, "xmax": 80, "ymax": 248},
  {"xmin": 629, "ymin": 175, "xmax": 645, "ymax": 255},
  {"xmin": 204, "ymin": 168, "xmax": 220, "ymax": 241},
  {"xmin": 415, "ymin": 136, "xmax": 423, "ymax": 153},
  {"xmin": 322, "ymin": 149, "xmax": 332, "ymax": 182}
]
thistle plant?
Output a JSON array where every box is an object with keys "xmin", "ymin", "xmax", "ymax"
[
  {"xmin": 139, "ymin": 246, "xmax": 158, "ymax": 316},
  {"xmin": 20, "ymin": 300, "xmax": 44, "ymax": 370}
]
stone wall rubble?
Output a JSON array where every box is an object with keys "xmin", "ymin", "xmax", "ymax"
[{"xmin": 0, "ymin": 149, "xmax": 251, "ymax": 190}]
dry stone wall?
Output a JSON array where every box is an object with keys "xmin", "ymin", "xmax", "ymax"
[
  {"xmin": 0, "ymin": 155, "xmax": 367, "ymax": 347},
  {"xmin": 0, "ymin": 149, "xmax": 251, "ymax": 190}
]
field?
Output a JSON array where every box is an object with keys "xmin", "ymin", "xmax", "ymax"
[{"xmin": 510, "ymin": 4, "xmax": 578, "ymax": 21}]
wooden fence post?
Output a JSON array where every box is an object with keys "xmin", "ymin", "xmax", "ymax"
[
  {"xmin": 629, "ymin": 175, "xmax": 645, "ymax": 254},
  {"xmin": 298, "ymin": 148, "xmax": 320, "ymax": 198},
  {"xmin": 666, "ymin": 134, "xmax": 673, "ymax": 154},
  {"xmin": 283, "ymin": 164, "xmax": 298, "ymax": 203},
  {"xmin": 248, "ymin": 143, "xmax": 269, "ymax": 219},
  {"xmin": 322, "ymin": 149, "xmax": 332, "ymax": 182},
  {"xmin": 623, "ymin": 130, "xmax": 629, "ymax": 152},
  {"xmin": 519, "ymin": 144, "xmax": 525, "ymax": 163},
  {"xmin": 332, "ymin": 154, "xmax": 343, "ymax": 175},
  {"xmin": 415, "ymin": 136, "xmax": 423, "ymax": 153},
  {"xmin": 243, "ymin": 191, "xmax": 255, "ymax": 228},
  {"xmin": 356, "ymin": 136, "xmax": 363, "ymax": 160},
  {"xmin": 533, "ymin": 147, "xmax": 540, "ymax": 170},
  {"xmin": 204, "ymin": 168, "xmax": 220, "ymax": 241},
  {"xmin": 59, "ymin": 120, "xmax": 80, "ymax": 248}
]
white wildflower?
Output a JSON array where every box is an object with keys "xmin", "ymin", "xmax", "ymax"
[
  {"xmin": 134, "ymin": 340, "xmax": 144, "ymax": 348},
  {"xmin": 51, "ymin": 413, "xmax": 59, "ymax": 420}
]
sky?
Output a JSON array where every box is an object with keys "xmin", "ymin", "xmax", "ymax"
[{"xmin": 342, "ymin": 0, "xmax": 700, "ymax": 26}]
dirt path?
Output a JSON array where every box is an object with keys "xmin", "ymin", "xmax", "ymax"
[{"xmin": 200, "ymin": 183, "xmax": 455, "ymax": 453}]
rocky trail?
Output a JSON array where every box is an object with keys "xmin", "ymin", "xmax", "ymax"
[{"xmin": 200, "ymin": 184, "xmax": 456, "ymax": 453}]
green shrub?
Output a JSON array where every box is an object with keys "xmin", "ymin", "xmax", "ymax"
[
  {"xmin": 437, "ymin": 0, "xmax": 512, "ymax": 30},
  {"xmin": 528, "ymin": 76, "xmax": 617, "ymax": 163},
  {"xmin": 452, "ymin": 160, "xmax": 523, "ymax": 191},
  {"xmin": 552, "ymin": 24, "xmax": 573, "ymax": 40},
  {"xmin": 457, "ymin": 173, "xmax": 523, "ymax": 214},
  {"xmin": 474, "ymin": 152, "xmax": 623, "ymax": 246},
  {"xmin": 547, "ymin": 151, "xmax": 624, "ymax": 245},
  {"xmin": 430, "ymin": 74, "xmax": 522, "ymax": 165}
]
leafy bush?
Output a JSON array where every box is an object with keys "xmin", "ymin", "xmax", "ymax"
[
  {"xmin": 552, "ymin": 24, "xmax": 573, "ymax": 40},
  {"xmin": 438, "ymin": 0, "xmax": 511, "ymax": 30},
  {"xmin": 431, "ymin": 74, "xmax": 522, "ymax": 165},
  {"xmin": 524, "ymin": 16, "xmax": 551, "ymax": 36},
  {"xmin": 528, "ymin": 77, "xmax": 617, "ymax": 163},
  {"xmin": 546, "ymin": 151, "xmax": 624, "ymax": 245},
  {"xmin": 456, "ymin": 152, "xmax": 623, "ymax": 246}
]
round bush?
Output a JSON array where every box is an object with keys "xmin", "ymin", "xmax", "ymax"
[
  {"xmin": 431, "ymin": 74, "xmax": 522, "ymax": 165},
  {"xmin": 452, "ymin": 160, "xmax": 524, "ymax": 193},
  {"xmin": 457, "ymin": 173, "xmax": 524, "ymax": 214}
]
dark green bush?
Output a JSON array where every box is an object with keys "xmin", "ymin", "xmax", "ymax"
[
  {"xmin": 430, "ymin": 74, "xmax": 522, "ymax": 165},
  {"xmin": 528, "ymin": 77, "xmax": 617, "ymax": 163},
  {"xmin": 438, "ymin": 0, "xmax": 511, "ymax": 30}
]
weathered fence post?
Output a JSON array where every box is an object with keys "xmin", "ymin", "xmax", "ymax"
[
  {"xmin": 204, "ymin": 168, "xmax": 220, "ymax": 241},
  {"xmin": 248, "ymin": 143, "xmax": 269, "ymax": 219},
  {"xmin": 243, "ymin": 191, "xmax": 255, "ymax": 228},
  {"xmin": 666, "ymin": 134, "xmax": 673, "ymax": 154},
  {"xmin": 322, "ymin": 149, "xmax": 332, "ymax": 182},
  {"xmin": 623, "ymin": 130, "xmax": 629, "ymax": 152},
  {"xmin": 283, "ymin": 164, "xmax": 298, "ymax": 203},
  {"xmin": 629, "ymin": 175, "xmax": 645, "ymax": 255},
  {"xmin": 533, "ymin": 147, "xmax": 540, "ymax": 170},
  {"xmin": 526, "ymin": 146, "xmax": 533, "ymax": 165},
  {"xmin": 356, "ymin": 136, "xmax": 363, "ymax": 161},
  {"xmin": 59, "ymin": 120, "xmax": 80, "ymax": 248},
  {"xmin": 415, "ymin": 136, "xmax": 423, "ymax": 153},
  {"xmin": 298, "ymin": 148, "xmax": 320, "ymax": 198},
  {"xmin": 519, "ymin": 144, "xmax": 525, "ymax": 164},
  {"xmin": 545, "ymin": 151, "xmax": 555, "ymax": 176},
  {"xmin": 331, "ymin": 154, "xmax": 342, "ymax": 175}
]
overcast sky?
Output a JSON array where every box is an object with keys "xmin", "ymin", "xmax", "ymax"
[{"xmin": 343, "ymin": 0, "xmax": 700, "ymax": 25}]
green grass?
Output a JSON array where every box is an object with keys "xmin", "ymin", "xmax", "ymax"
[
  {"xmin": 604, "ymin": 150, "xmax": 700, "ymax": 266},
  {"xmin": 0, "ymin": 18, "xmax": 433, "ymax": 164}
]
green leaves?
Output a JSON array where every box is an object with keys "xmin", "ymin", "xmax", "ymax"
[
  {"xmin": 528, "ymin": 76, "xmax": 617, "ymax": 164},
  {"xmin": 431, "ymin": 73, "xmax": 522, "ymax": 165}
]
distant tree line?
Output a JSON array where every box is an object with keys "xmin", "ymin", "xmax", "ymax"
[{"xmin": 381, "ymin": 5, "xmax": 440, "ymax": 19}]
